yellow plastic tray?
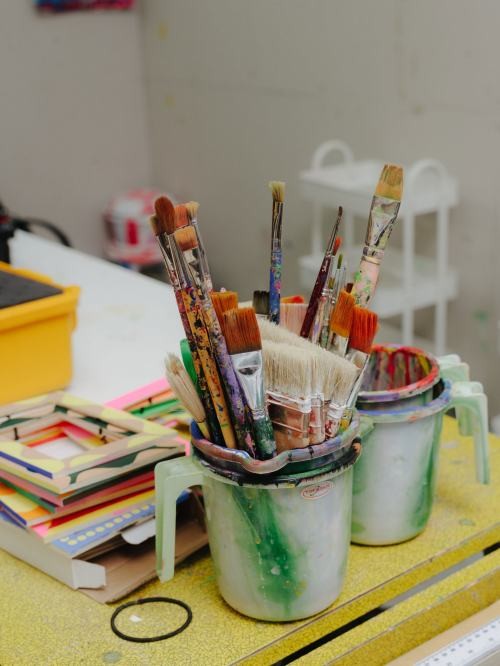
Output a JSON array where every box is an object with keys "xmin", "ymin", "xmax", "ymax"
[{"xmin": 0, "ymin": 261, "xmax": 80, "ymax": 404}]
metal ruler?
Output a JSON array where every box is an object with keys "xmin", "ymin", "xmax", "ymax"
[{"xmin": 416, "ymin": 617, "xmax": 500, "ymax": 666}]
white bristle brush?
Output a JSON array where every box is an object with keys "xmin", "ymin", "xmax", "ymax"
[{"xmin": 165, "ymin": 353, "xmax": 209, "ymax": 439}]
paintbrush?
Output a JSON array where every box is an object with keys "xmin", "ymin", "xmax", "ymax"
[
  {"xmin": 300, "ymin": 207, "xmax": 343, "ymax": 338},
  {"xmin": 223, "ymin": 307, "xmax": 276, "ymax": 460},
  {"xmin": 319, "ymin": 251, "xmax": 346, "ymax": 348},
  {"xmin": 210, "ymin": 290, "xmax": 238, "ymax": 327},
  {"xmin": 268, "ymin": 181, "xmax": 285, "ymax": 324},
  {"xmin": 253, "ymin": 290, "xmax": 269, "ymax": 319},
  {"xmin": 174, "ymin": 224, "xmax": 255, "ymax": 455},
  {"xmin": 353, "ymin": 164, "xmax": 404, "ymax": 306},
  {"xmin": 165, "ymin": 354, "xmax": 209, "ymax": 439},
  {"xmin": 325, "ymin": 306, "xmax": 378, "ymax": 438},
  {"xmin": 262, "ymin": 340, "xmax": 312, "ymax": 451},
  {"xmin": 260, "ymin": 320, "xmax": 358, "ymax": 443},
  {"xmin": 185, "ymin": 201, "xmax": 213, "ymax": 293},
  {"xmin": 340, "ymin": 307, "xmax": 379, "ymax": 429},
  {"xmin": 279, "ymin": 302, "xmax": 308, "ymax": 335},
  {"xmin": 310, "ymin": 237, "xmax": 342, "ymax": 345},
  {"xmin": 327, "ymin": 290, "xmax": 355, "ymax": 356},
  {"xmin": 151, "ymin": 197, "xmax": 223, "ymax": 446}
]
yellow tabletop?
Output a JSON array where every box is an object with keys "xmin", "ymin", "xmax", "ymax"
[{"xmin": 0, "ymin": 416, "xmax": 499, "ymax": 666}]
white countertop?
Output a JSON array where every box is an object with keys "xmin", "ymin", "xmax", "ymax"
[{"xmin": 10, "ymin": 231, "xmax": 185, "ymax": 403}]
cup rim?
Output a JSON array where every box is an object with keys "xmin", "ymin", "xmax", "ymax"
[
  {"xmin": 357, "ymin": 344, "xmax": 440, "ymax": 403},
  {"xmin": 357, "ymin": 379, "xmax": 452, "ymax": 423}
]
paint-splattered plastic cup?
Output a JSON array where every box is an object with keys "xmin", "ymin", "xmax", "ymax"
[
  {"xmin": 155, "ymin": 419, "xmax": 361, "ymax": 621},
  {"xmin": 352, "ymin": 348, "xmax": 490, "ymax": 546}
]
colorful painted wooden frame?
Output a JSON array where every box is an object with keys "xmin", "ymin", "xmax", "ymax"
[{"xmin": 0, "ymin": 392, "xmax": 184, "ymax": 492}]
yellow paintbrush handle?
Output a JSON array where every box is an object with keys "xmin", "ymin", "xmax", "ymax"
[{"xmin": 180, "ymin": 288, "xmax": 237, "ymax": 448}]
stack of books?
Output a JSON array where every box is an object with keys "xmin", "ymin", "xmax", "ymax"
[{"xmin": 0, "ymin": 389, "xmax": 206, "ymax": 602}]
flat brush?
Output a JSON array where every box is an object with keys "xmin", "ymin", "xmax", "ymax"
[
  {"xmin": 301, "ymin": 207, "xmax": 343, "ymax": 338},
  {"xmin": 258, "ymin": 317, "xmax": 359, "ymax": 403},
  {"xmin": 327, "ymin": 289, "xmax": 355, "ymax": 356},
  {"xmin": 210, "ymin": 290, "xmax": 238, "ymax": 328},
  {"xmin": 262, "ymin": 340, "xmax": 312, "ymax": 452},
  {"xmin": 165, "ymin": 354, "xmax": 209, "ymax": 438},
  {"xmin": 185, "ymin": 201, "xmax": 213, "ymax": 293},
  {"xmin": 279, "ymin": 302, "xmax": 308, "ymax": 335},
  {"xmin": 253, "ymin": 290, "xmax": 269, "ymax": 318},
  {"xmin": 340, "ymin": 306, "xmax": 379, "ymax": 429},
  {"xmin": 151, "ymin": 197, "xmax": 222, "ymax": 446},
  {"xmin": 223, "ymin": 307, "xmax": 276, "ymax": 460},
  {"xmin": 174, "ymin": 224, "xmax": 255, "ymax": 455},
  {"xmin": 325, "ymin": 306, "xmax": 378, "ymax": 438},
  {"xmin": 353, "ymin": 164, "xmax": 403, "ymax": 306},
  {"xmin": 268, "ymin": 181, "xmax": 285, "ymax": 324}
]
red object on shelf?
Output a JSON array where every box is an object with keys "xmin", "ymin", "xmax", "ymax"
[{"xmin": 103, "ymin": 189, "xmax": 176, "ymax": 267}]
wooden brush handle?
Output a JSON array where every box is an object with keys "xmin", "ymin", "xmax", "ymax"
[
  {"xmin": 269, "ymin": 248, "xmax": 282, "ymax": 324},
  {"xmin": 174, "ymin": 290, "xmax": 223, "ymax": 446},
  {"xmin": 300, "ymin": 255, "xmax": 331, "ymax": 338},
  {"xmin": 180, "ymin": 288, "xmax": 237, "ymax": 449},
  {"xmin": 201, "ymin": 302, "xmax": 256, "ymax": 457},
  {"xmin": 352, "ymin": 256, "xmax": 380, "ymax": 307},
  {"xmin": 251, "ymin": 416, "xmax": 276, "ymax": 460}
]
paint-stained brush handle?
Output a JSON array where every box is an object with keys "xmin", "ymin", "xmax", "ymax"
[
  {"xmin": 269, "ymin": 247, "xmax": 282, "ymax": 324},
  {"xmin": 300, "ymin": 254, "xmax": 331, "ymax": 338},
  {"xmin": 180, "ymin": 288, "xmax": 237, "ymax": 449},
  {"xmin": 201, "ymin": 302, "xmax": 256, "ymax": 456}
]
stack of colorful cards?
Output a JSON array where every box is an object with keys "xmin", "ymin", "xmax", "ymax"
[{"xmin": 0, "ymin": 390, "xmax": 192, "ymax": 598}]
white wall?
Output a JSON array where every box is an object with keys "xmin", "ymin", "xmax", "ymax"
[
  {"xmin": 0, "ymin": 1, "xmax": 151, "ymax": 254},
  {"xmin": 142, "ymin": 0, "xmax": 500, "ymax": 414}
]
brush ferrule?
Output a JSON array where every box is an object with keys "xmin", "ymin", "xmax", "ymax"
[
  {"xmin": 363, "ymin": 196, "xmax": 400, "ymax": 257},
  {"xmin": 231, "ymin": 351, "xmax": 265, "ymax": 411},
  {"xmin": 271, "ymin": 201, "xmax": 283, "ymax": 243},
  {"xmin": 330, "ymin": 334, "xmax": 349, "ymax": 358},
  {"xmin": 167, "ymin": 236, "xmax": 188, "ymax": 288},
  {"xmin": 192, "ymin": 222, "xmax": 213, "ymax": 292},
  {"xmin": 344, "ymin": 353, "xmax": 371, "ymax": 409},
  {"xmin": 156, "ymin": 234, "xmax": 180, "ymax": 288}
]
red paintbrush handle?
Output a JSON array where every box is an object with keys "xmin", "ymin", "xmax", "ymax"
[{"xmin": 300, "ymin": 256, "xmax": 331, "ymax": 338}]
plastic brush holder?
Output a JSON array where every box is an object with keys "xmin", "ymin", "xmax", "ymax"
[
  {"xmin": 155, "ymin": 419, "xmax": 361, "ymax": 621},
  {"xmin": 352, "ymin": 372, "xmax": 489, "ymax": 546}
]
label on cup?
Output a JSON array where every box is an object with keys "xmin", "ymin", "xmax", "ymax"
[{"xmin": 301, "ymin": 481, "xmax": 333, "ymax": 500}]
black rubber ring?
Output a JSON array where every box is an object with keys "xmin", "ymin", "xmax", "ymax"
[{"xmin": 110, "ymin": 596, "xmax": 193, "ymax": 643}]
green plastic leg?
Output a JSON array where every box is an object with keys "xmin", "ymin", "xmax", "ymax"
[
  {"xmin": 155, "ymin": 457, "xmax": 204, "ymax": 582},
  {"xmin": 439, "ymin": 354, "xmax": 473, "ymax": 436},
  {"xmin": 449, "ymin": 381, "xmax": 490, "ymax": 484}
]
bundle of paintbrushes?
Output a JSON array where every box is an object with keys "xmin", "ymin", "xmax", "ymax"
[
  {"xmin": 151, "ymin": 164, "xmax": 402, "ymax": 457},
  {"xmin": 296, "ymin": 163, "xmax": 403, "ymax": 433},
  {"xmin": 151, "ymin": 196, "xmax": 275, "ymax": 461}
]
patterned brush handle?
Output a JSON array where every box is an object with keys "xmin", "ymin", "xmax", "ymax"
[
  {"xmin": 202, "ymin": 303, "xmax": 256, "ymax": 457},
  {"xmin": 300, "ymin": 255, "xmax": 331, "ymax": 338},
  {"xmin": 269, "ymin": 248, "xmax": 282, "ymax": 324},
  {"xmin": 180, "ymin": 288, "xmax": 237, "ymax": 449},
  {"xmin": 324, "ymin": 402, "xmax": 344, "ymax": 439},
  {"xmin": 252, "ymin": 415, "xmax": 276, "ymax": 460},
  {"xmin": 174, "ymin": 290, "xmax": 224, "ymax": 447},
  {"xmin": 309, "ymin": 294, "xmax": 327, "ymax": 344},
  {"xmin": 352, "ymin": 256, "xmax": 380, "ymax": 307}
]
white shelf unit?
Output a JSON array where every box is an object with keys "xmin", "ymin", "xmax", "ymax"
[{"xmin": 298, "ymin": 141, "xmax": 459, "ymax": 355}]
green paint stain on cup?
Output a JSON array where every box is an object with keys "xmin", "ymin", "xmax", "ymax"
[
  {"xmin": 102, "ymin": 652, "xmax": 122, "ymax": 663},
  {"xmin": 459, "ymin": 518, "xmax": 476, "ymax": 526}
]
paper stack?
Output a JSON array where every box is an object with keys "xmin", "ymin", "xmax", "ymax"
[{"xmin": 0, "ymin": 390, "xmax": 205, "ymax": 602}]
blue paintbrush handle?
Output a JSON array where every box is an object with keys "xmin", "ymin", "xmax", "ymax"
[{"xmin": 269, "ymin": 248, "xmax": 282, "ymax": 324}]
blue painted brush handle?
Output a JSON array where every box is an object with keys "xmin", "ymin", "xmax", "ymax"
[{"xmin": 269, "ymin": 248, "xmax": 282, "ymax": 324}]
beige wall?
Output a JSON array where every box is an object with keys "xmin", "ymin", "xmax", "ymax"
[
  {"xmin": 0, "ymin": 1, "xmax": 151, "ymax": 254},
  {"xmin": 142, "ymin": 0, "xmax": 500, "ymax": 414}
]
